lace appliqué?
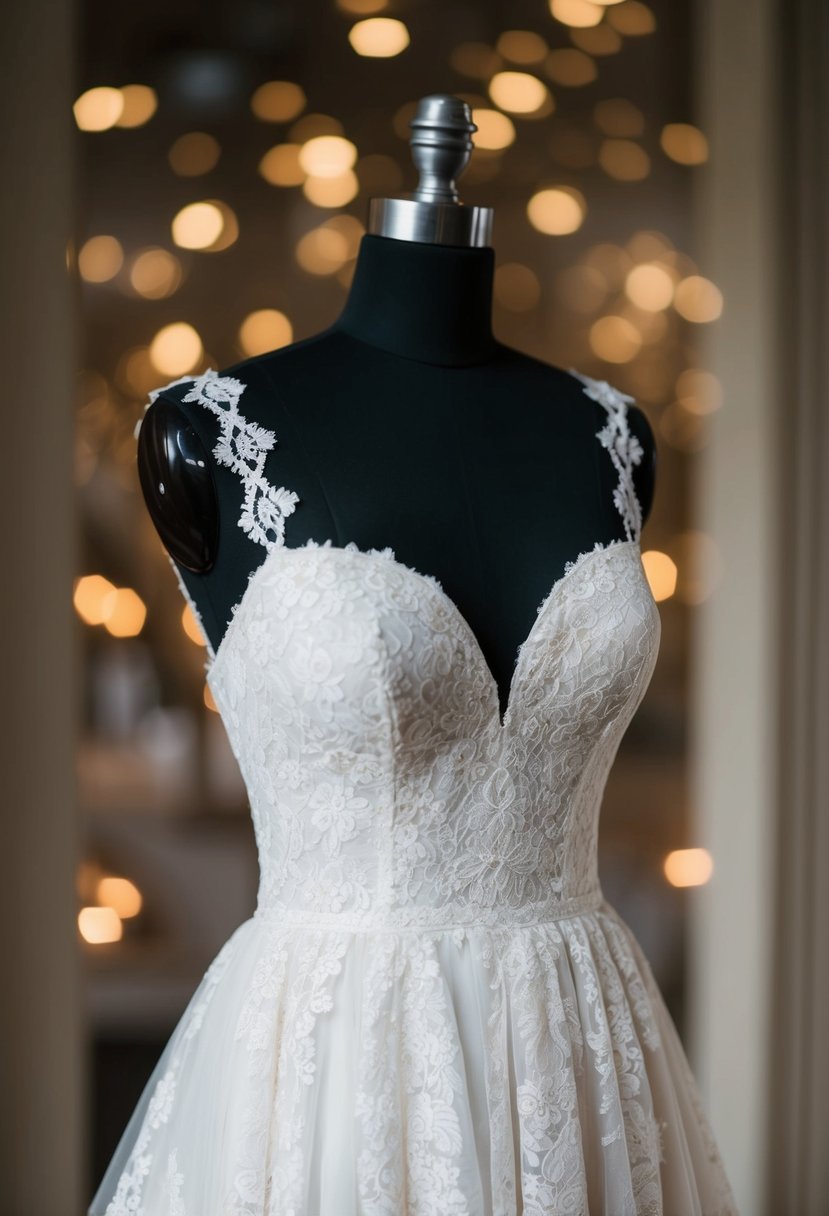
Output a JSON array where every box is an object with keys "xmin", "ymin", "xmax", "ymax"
[
  {"xmin": 139, "ymin": 369, "xmax": 300, "ymax": 552},
  {"xmin": 102, "ymin": 934, "xmax": 239, "ymax": 1216},
  {"xmin": 569, "ymin": 369, "xmax": 645, "ymax": 543},
  {"xmin": 97, "ymin": 367, "xmax": 741, "ymax": 1216}
]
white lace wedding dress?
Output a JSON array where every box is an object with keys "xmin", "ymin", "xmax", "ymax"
[{"xmin": 89, "ymin": 368, "xmax": 738, "ymax": 1215}]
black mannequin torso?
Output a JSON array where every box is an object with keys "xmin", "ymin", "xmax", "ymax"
[{"xmin": 138, "ymin": 234, "xmax": 656, "ymax": 720}]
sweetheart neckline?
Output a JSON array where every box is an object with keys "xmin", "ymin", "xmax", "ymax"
[{"xmin": 205, "ymin": 536, "xmax": 645, "ymax": 731}]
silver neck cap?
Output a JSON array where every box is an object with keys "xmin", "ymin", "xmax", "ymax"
[{"xmin": 367, "ymin": 94, "xmax": 494, "ymax": 248}]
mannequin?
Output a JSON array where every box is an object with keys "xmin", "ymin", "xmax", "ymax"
[{"xmin": 137, "ymin": 95, "xmax": 656, "ymax": 723}]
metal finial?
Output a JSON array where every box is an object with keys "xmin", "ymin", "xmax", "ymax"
[{"xmin": 367, "ymin": 93, "xmax": 494, "ymax": 247}]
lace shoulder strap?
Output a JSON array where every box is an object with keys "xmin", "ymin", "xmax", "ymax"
[
  {"xmin": 568, "ymin": 369, "xmax": 644, "ymax": 544},
  {"xmin": 138, "ymin": 368, "xmax": 300, "ymax": 553}
]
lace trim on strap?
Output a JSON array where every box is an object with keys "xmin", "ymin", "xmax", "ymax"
[
  {"xmin": 569, "ymin": 370, "xmax": 645, "ymax": 543},
  {"xmin": 139, "ymin": 369, "xmax": 301, "ymax": 553}
]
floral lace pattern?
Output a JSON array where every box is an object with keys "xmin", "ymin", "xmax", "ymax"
[
  {"xmin": 140, "ymin": 369, "xmax": 300, "ymax": 551},
  {"xmin": 89, "ymin": 369, "xmax": 740, "ymax": 1215},
  {"xmin": 569, "ymin": 370, "xmax": 645, "ymax": 543}
]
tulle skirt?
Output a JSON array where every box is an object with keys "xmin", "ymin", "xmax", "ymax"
[{"xmin": 88, "ymin": 899, "xmax": 738, "ymax": 1215}]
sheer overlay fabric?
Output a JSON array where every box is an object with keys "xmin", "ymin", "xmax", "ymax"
[{"xmin": 90, "ymin": 370, "xmax": 738, "ymax": 1216}]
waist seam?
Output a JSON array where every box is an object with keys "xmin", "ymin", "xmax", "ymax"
[{"xmin": 251, "ymin": 887, "xmax": 604, "ymax": 934}]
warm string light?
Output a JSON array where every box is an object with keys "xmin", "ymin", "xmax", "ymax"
[
  {"xmin": 347, "ymin": 18, "xmax": 410, "ymax": 57},
  {"xmin": 73, "ymin": 84, "xmax": 157, "ymax": 131},
  {"xmin": 77, "ymin": 869, "xmax": 143, "ymax": 945},
  {"xmin": 73, "ymin": 576, "xmax": 146, "ymax": 637},
  {"xmin": 663, "ymin": 848, "xmax": 714, "ymax": 888},
  {"xmin": 80, "ymin": 17, "xmax": 715, "ymax": 731}
]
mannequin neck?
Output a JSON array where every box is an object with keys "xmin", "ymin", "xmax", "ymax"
[{"xmin": 332, "ymin": 233, "xmax": 497, "ymax": 367}]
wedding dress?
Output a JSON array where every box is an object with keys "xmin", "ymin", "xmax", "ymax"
[{"xmin": 88, "ymin": 368, "xmax": 738, "ymax": 1215}]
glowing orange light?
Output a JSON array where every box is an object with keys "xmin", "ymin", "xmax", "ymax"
[
  {"xmin": 250, "ymin": 80, "xmax": 306, "ymax": 122},
  {"xmin": 101, "ymin": 588, "xmax": 147, "ymax": 638},
  {"xmin": 489, "ymin": 71, "xmax": 549, "ymax": 115},
  {"xmin": 641, "ymin": 550, "xmax": 678, "ymax": 602},
  {"xmin": 168, "ymin": 132, "xmax": 221, "ymax": 177},
  {"xmin": 78, "ymin": 235, "xmax": 124, "ymax": 283},
  {"xmin": 348, "ymin": 18, "xmax": 410, "ymax": 57},
  {"xmin": 527, "ymin": 187, "xmax": 585, "ymax": 235},
  {"xmin": 259, "ymin": 144, "xmax": 305, "ymax": 186},
  {"xmin": 116, "ymin": 85, "xmax": 157, "ymax": 128},
  {"xmin": 74, "ymin": 575, "xmax": 117, "ymax": 625},
  {"xmin": 96, "ymin": 877, "xmax": 143, "ymax": 918},
  {"xmin": 149, "ymin": 322, "xmax": 203, "ymax": 376},
  {"xmin": 471, "ymin": 109, "xmax": 516, "ymax": 150},
  {"xmin": 302, "ymin": 171, "xmax": 359, "ymax": 208},
  {"xmin": 664, "ymin": 848, "xmax": 713, "ymax": 888},
  {"xmin": 78, "ymin": 906, "xmax": 123, "ymax": 944},
  {"xmin": 238, "ymin": 310, "xmax": 294, "ymax": 357},
  {"xmin": 549, "ymin": 0, "xmax": 604, "ymax": 28},
  {"xmin": 73, "ymin": 87, "xmax": 123, "ymax": 131}
]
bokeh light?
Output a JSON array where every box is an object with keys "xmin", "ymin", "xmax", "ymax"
[
  {"xmin": 73, "ymin": 86, "xmax": 123, "ymax": 131},
  {"xmin": 129, "ymin": 248, "xmax": 182, "ymax": 300},
  {"xmin": 589, "ymin": 314, "xmax": 642, "ymax": 362},
  {"xmin": 337, "ymin": 0, "xmax": 388, "ymax": 10},
  {"xmin": 78, "ymin": 907, "xmax": 123, "ymax": 945},
  {"xmin": 96, "ymin": 877, "xmax": 143, "ymax": 918},
  {"xmin": 298, "ymin": 135, "xmax": 357, "ymax": 178},
  {"xmin": 471, "ymin": 109, "xmax": 516, "ymax": 150},
  {"xmin": 101, "ymin": 589, "xmax": 147, "ymax": 638},
  {"xmin": 171, "ymin": 200, "xmax": 238, "ymax": 252},
  {"xmin": 598, "ymin": 139, "xmax": 651, "ymax": 180},
  {"xmin": 115, "ymin": 85, "xmax": 157, "ymax": 129},
  {"xmin": 450, "ymin": 42, "xmax": 502, "ymax": 79},
  {"xmin": 250, "ymin": 80, "xmax": 307, "ymax": 122},
  {"xmin": 78, "ymin": 236, "xmax": 124, "ymax": 284},
  {"xmin": 296, "ymin": 226, "xmax": 352, "ymax": 275},
  {"xmin": 74, "ymin": 575, "xmax": 117, "ymax": 626},
  {"xmin": 238, "ymin": 310, "xmax": 294, "ymax": 356},
  {"xmin": 348, "ymin": 18, "xmax": 410, "ymax": 57},
  {"xmin": 527, "ymin": 187, "xmax": 586, "ymax": 235},
  {"xmin": 496, "ymin": 30, "xmax": 548, "ymax": 64},
  {"xmin": 661, "ymin": 122, "xmax": 709, "ymax": 165},
  {"xmin": 571, "ymin": 24, "xmax": 622, "ymax": 54},
  {"xmin": 594, "ymin": 97, "xmax": 645, "ymax": 136},
  {"xmin": 149, "ymin": 322, "xmax": 203, "ymax": 375},
  {"xmin": 606, "ymin": 1, "xmax": 656, "ymax": 34},
  {"xmin": 259, "ymin": 143, "xmax": 305, "ymax": 186},
  {"xmin": 664, "ymin": 848, "xmax": 714, "ymax": 888},
  {"xmin": 675, "ymin": 367, "xmax": 723, "ymax": 415},
  {"xmin": 556, "ymin": 263, "xmax": 610, "ymax": 313},
  {"xmin": 182, "ymin": 604, "xmax": 207, "ymax": 647},
  {"xmin": 549, "ymin": 0, "xmax": 604, "ymax": 28},
  {"xmin": 642, "ymin": 550, "xmax": 678, "ymax": 601},
  {"xmin": 302, "ymin": 171, "xmax": 359, "ymax": 207},
  {"xmin": 673, "ymin": 275, "xmax": 723, "ymax": 322},
  {"xmin": 168, "ymin": 132, "xmax": 221, "ymax": 176},
  {"xmin": 625, "ymin": 263, "xmax": 675, "ymax": 311},
  {"xmin": 116, "ymin": 347, "xmax": 162, "ymax": 396},
  {"xmin": 545, "ymin": 49, "xmax": 597, "ymax": 86},
  {"xmin": 489, "ymin": 71, "xmax": 550, "ymax": 115}
]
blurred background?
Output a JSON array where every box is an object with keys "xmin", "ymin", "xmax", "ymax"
[{"xmin": 1, "ymin": 0, "xmax": 827, "ymax": 1213}]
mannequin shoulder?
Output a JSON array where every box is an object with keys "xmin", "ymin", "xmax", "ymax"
[{"xmin": 136, "ymin": 381, "xmax": 219, "ymax": 573}]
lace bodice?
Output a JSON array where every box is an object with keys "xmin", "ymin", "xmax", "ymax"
[
  {"xmin": 94, "ymin": 375, "xmax": 740, "ymax": 1216},
  {"xmin": 140, "ymin": 368, "xmax": 661, "ymax": 931}
]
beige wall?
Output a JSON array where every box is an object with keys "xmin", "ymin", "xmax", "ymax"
[
  {"xmin": 691, "ymin": 1, "xmax": 829, "ymax": 1212},
  {"xmin": 0, "ymin": 2, "xmax": 84, "ymax": 1213}
]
